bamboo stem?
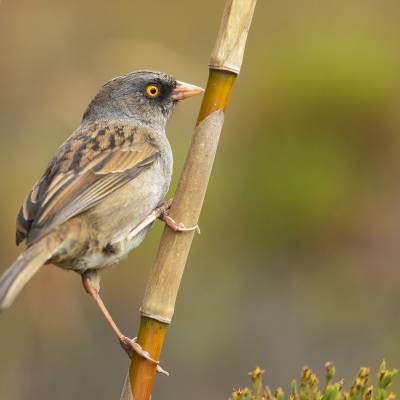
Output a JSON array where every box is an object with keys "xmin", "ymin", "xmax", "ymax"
[{"xmin": 120, "ymin": 1, "xmax": 257, "ymax": 398}]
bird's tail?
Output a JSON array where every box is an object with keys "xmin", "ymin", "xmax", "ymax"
[{"xmin": 0, "ymin": 234, "xmax": 62, "ymax": 312}]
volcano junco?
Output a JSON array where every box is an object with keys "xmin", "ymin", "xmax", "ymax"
[{"xmin": 0, "ymin": 70, "xmax": 203, "ymax": 367}]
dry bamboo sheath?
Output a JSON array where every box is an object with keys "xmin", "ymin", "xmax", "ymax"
[{"xmin": 120, "ymin": 1, "xmax": 257, "ymax": 398}]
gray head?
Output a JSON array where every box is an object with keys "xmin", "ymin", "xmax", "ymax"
[{"xmin": 82, "ymin": 70, "xmax": 204, "ymax": 132}]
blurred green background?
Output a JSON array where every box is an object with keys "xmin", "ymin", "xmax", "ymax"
[{"xmin": 1, "ymin": 1, "xmax": 400, "ymax": 399}]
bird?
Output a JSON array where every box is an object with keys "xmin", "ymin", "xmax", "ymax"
[{"xmin": 0, "ymin": 70, "xmax": 204, "ymax": 369}]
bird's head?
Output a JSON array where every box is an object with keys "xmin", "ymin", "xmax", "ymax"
[{"xmin": 82, "ymin": 70, "xmax": 204, "ymax": 132}]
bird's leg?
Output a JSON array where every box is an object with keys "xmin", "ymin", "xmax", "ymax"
[
  {"xmin": 81, "ymin": 271, "xmax": 168, "ymax": 375},
  {"xmin": 127, "ymin": 199, "xmax": 173, "ymax": 241}
]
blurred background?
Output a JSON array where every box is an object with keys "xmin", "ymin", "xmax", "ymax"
[{"xmin": 1, "ymin": 0, "xmax": 400, "ymax": 398}]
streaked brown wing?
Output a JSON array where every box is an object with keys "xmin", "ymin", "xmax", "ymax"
[{"xmin": 16, "ymin": 123, "xmax": 160, "ymax": 245}]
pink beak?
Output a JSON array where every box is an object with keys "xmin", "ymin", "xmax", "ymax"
[{"xmin": 172, "ymin": 80, "xmax": 204, "ymax": 101}]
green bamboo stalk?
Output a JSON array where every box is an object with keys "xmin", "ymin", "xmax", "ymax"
[{"xmin": 120, "ymin": 1, "xmax": 257, "ymax": 398}]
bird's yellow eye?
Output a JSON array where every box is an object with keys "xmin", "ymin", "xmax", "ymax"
[{"xmin": 146, "ymin": 84, "xmax": 160, "ymax": 97}]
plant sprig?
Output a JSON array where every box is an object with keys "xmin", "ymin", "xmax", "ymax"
[{"xmin": 231, "ymin": 361, "xmax": 398, "ymax": 400}]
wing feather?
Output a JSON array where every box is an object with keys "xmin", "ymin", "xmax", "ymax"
[{"xmin": 16, "ymin": 123, "xmax": 160, "ymax": 244}]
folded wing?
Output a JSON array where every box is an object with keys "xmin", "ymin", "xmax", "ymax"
[{"xmin": 16, "ymin": 123, "xmax": 160, "ymax": 245}]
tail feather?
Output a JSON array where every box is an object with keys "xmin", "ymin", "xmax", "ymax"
[{"xmin": 0, "ymin": 236, "xmax": 61, "ymax": 311}]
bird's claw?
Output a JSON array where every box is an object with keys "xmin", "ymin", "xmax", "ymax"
[
  {"xmin": 156, "ymin": 364, "xmax": 170, "ymax": 376},
  {"xmin": 160, "ymin": 212, "xmax": 200, "ymax": 234},
  {"xmin": 119, "ymin": 336, "xmax": 169, "ymax": 376},
  {"xmin": 119, "ymin": 336, "xmax": 157, "ymax": 362}
]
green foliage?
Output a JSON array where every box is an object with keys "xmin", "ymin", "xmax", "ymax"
[{"xmin": 231, "ymin": 362, "xmax": 398, "ymax": 400}]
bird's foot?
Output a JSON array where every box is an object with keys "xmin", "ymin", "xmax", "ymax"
[
  {"xmin": 119, "ymin": 335, "xmax": 169, "ymax": 376},
  {"xmin": 160, "ymin": 211, "xmax": 200, "ymax": 234}
]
